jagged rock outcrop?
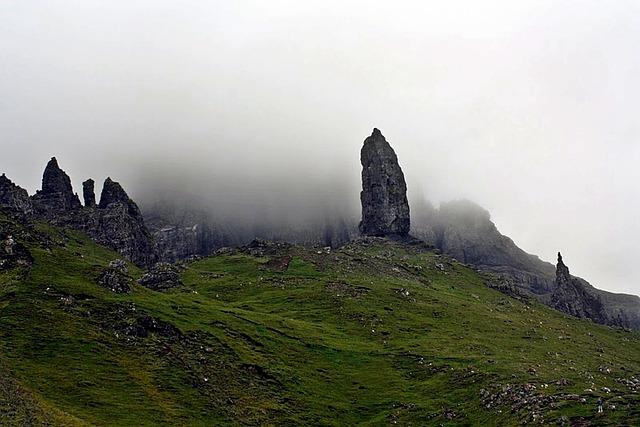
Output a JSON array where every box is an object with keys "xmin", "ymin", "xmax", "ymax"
[
  {"xmin": 359, "ymin": 128, "xmax": 410, "ymax": 237},
  {"xmin": 551, "ymin": 253, "xmax": 609, "ymax": 324},
  {"xmin": 99, "ymin": 178, "xmax": 135, "ymax": 210},
  {"xmin": 82, "ymin": 179, "xmax": 96, "ymax": 207},
  {"xmin": 0, "ymin": 174, "xmax": 33, "ymax": 215},
  {"xmin": 78, "ymin": 177, "xmax": 155, "ymax": 266},
  {"xmin": 31, "ymin": 157, "xmax": 81, "ymax": 214},
  {"xmin": 4, "ymin": 159, "xmax": 157, "ymax": 267}
]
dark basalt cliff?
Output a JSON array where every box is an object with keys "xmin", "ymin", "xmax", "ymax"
[{"xmin": 359, "ymin": 128, "xmax": 410, "ymax": 237}]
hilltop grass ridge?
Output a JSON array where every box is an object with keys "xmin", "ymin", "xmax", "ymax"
[{"xmin": 1, "ymin": 212, "xmax": 640, "ymax": 425}]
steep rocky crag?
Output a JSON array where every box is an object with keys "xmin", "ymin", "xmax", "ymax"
[
  {"xmin": 31, "ymin": 157, "xmax": 82, "ymax": 216},
  {"xmin": 551, "ymin": 252, "xmax": 609, "ymax": 324},
  {"xmin": 0, "ymin": 174, "xmax": 33, "ymax": 215},
  {"xmin": 76, "ymin": 177, "xmax": 156, "ymax": 266}
]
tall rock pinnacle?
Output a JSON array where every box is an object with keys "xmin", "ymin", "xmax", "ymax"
[
  {"xmin": 359, "ymin": 128, "xmax": 410, "ymax": 237},
  {"xmin": 83, "ymin": 179, "xmax": 96, "ymax": 207},
  {"xmin": 31, "ymin": 157, "xmax": 81, "ymax": 213}
]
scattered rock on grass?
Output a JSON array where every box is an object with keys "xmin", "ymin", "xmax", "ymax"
[
  {"xmin": 97, "ymin": 264, "xmax": 133, "ymax": 293},
  {"xmin": 326, "ymin": 282, "xmax": 369, "ymax": 298},
  {"xmin": 138, "ymin": 263, "xmax": 182, "ymax": 291}
]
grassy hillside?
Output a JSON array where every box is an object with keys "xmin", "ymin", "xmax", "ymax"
[{"xmin": 1, "ymin": 214, "xmax": 640, "ymax": 426}]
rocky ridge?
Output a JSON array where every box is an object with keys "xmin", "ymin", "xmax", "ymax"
[{"xmin": 410, "ymin": 198, "xmax": 640, "ymax": 329}]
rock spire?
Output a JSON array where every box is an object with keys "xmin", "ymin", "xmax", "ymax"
[
  {"xmin": 83, "ymin": 179, "xmax": 96, "ymax": 207},
  {"xmin": 359, "ymin": 128, "xmax": 410, "ymax": 237},
  {"xmin": 31, "ymin": 157, "xmax": 81, "ymax": 213}
]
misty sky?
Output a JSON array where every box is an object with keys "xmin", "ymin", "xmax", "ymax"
[{"xmin": 1, "ymin": 1, "xmax": 639, "ymax": 295}]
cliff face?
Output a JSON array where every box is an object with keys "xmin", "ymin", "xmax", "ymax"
[
  {"xmin": 143, "ymin": 200, "xmax": 358, "ymax": 263},
  {"xmin": 3, "ymin": 148, "xmax": 639, "ymax": 330},
  {"xmin": 551, "ymin": 253, "xmax": 609, "ymax": 324},
  {"xmin": 143, "ymin": 207, "xmax": 225, "ymax": 263},
  {"xmin": 359, "ymin": 128, "xmax": 410, "ymax": 237},
  {"xmin": 411, "ymin": 199, "xmax": 556, "ymax": 296}
]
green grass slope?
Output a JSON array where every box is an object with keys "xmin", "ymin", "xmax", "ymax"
[{"xmin": 1, "ymin": 214, "xmax": 640, "ymax": 426}]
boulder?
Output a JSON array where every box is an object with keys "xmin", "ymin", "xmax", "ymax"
[{"xmin": 108, "ymin": 258, "xmax": 128, "ymax": 274}]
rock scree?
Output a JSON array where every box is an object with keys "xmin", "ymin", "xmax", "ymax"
[{"xmin": 359, "ymin": 128, "xmax": 410, "ymax": 237}]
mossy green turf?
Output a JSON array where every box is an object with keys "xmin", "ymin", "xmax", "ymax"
[{"xmin": 1, "ymin": 215, "xmax": 639, "ymax": 425}]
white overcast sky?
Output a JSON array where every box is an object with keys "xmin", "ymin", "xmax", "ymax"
[{"xmin": 1, "ymin": 1, "xmax": 639, "ymax": 294}]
